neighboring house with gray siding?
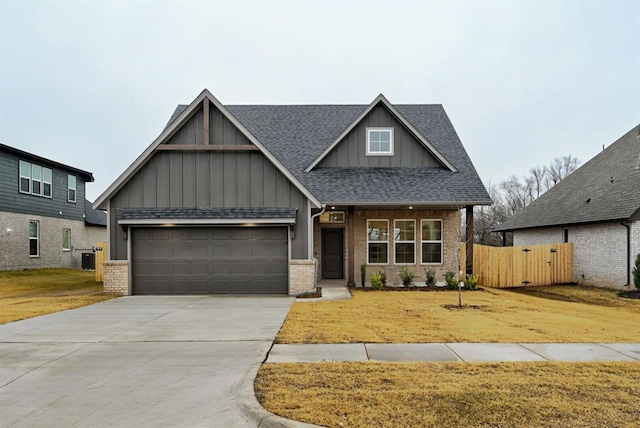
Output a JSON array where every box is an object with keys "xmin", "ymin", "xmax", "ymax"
[
  {"xmin": 496, "ymin": 124, "xmax": 640, "ymax": 289},
  {"xmin": 95, "ymin": 89, "xmax": 491, "ymax": 296},
  {"xmin": 0, "ymin": 143, "xmax": 107, "ymax": 271}
]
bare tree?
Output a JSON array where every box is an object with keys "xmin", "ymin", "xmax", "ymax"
[{"xmin": 474, "ymin": 155, "xmax": 580, "ymax": 246}]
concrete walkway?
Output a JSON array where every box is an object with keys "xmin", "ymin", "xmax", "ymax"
[
  {"xmin": 267, "ymin": 342, "xmax": 640, "ymax": 363},
  {"xmin": 296, "ymin": 281, "xmax": 351, "ymax": 302}
]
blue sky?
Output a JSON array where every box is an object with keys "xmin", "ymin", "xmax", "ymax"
[{"xmin": 1, "ymin": 0, "xmax": 638, "ymax": 202}]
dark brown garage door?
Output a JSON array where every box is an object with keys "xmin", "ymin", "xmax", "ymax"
[{"xmin": 132, "ymin": 227, "xmax": 288, "ymax": 294}]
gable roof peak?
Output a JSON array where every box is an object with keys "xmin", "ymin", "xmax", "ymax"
[{"xmin": 304, "ymin": 94, "xmax": 457, "ymax": 172}]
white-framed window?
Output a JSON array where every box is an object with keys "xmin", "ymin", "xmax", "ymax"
[
  {"xmin": 43, "ymin": 168, "xmax": 52, "ymax": 197},
  {"xmin": 29, "ymin": 220, "xmax": 39, "ymax": 257},
  {"xmin": 19, "ymin": 161, "xmax": 52, "ymax": 198},
  {"xmin": 67, "ymin": 175, "xmax": 76, "ymax": 203},
  {"xmin": 367, "ymin": 219, "xmax": 389, "ymax": 264},
  {"xmin": 319, "ymin": 211, "xmax": 345, "ymax": 223},
  {"xmin": 366, "ymin": 127, "xmax": 394, "ymax": 156},
  {"xmin": 32, "ymin": 165, "xmax": 42, "ymax": 196},
  {"xmin": 62, "ymin": 228, "xmax": 71, "ymax": 251},
  {"xmin": 394, "ymin": 220, "xmax": 415, "ymax": 264},
  {"xmin": 19, "ymin": 161, "xmax": 31, "ymax": 193},
  {"xmin": 421, "ymin": 219, "xmax": 443, "ymax": 264}
]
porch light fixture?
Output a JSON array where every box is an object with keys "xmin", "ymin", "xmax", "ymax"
[
  {"xmin": 331, "ymin": 206, "xmax": 336, "ymax": 210},
  {"xmin": 409, "ymin": 206, "xmax": 413, "ymax": 210}
]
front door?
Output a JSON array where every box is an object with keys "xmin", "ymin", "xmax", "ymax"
[{"xmin": 321, "ymin": 228, "xmax": 344, "ymax": 279}]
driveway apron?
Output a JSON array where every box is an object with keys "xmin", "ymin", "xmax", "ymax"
[{"xmin": 0, "ymin": 295, "xmax": 293, "ymax": 427}]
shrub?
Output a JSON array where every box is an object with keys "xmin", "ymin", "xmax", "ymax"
[
  {"xmin": 633, "ymin": 253, "xmax": 640, "ymax": 290},
  {"xmin": 444, "ymin": 271, "xmax": 458, "ymax": 290},
  {"xmin": 399, "ymin": 266, "xmax": 415, "ymax": 286},
  {"xmin": 379, "ymin": 270, "xmax": 387, "ymax": 287},
  {"xmin": 370, "ymin": 272, "xmax": 384, "ymax": 290},
  {"xmin": 425, "ymin": 268, "xmax": 436, "ymax": 287},
  {"xmin": 464, "ymin": 274, "xmax": 479, "ymax": 291},
  {"xmin": 360, "ymin": 264, "xmax": 367, "ymax": 287}
]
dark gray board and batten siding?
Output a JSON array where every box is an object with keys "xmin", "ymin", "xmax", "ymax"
[
  {"xmin": 109, "ymin": 151, "xmax": 310, "ymax": 260},
  {"xmin": 318, "ymin": 104, "xmax": 441, "ymax": 168},
  {"xmin": 164, "ymin": 104, "xmax": 252, "ymax": 146},
  {"xmin": 0, "ymin": 150, "xmax": 87, "ymax": 221}
]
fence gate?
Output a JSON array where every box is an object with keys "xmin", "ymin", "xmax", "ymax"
[
  {"xmin": 95, "ymin": 241, "xmax": 108, "ymax": 283},
  {"xmin": 460, "ymin": 243, "xmax": 574, "ymax": 288}
]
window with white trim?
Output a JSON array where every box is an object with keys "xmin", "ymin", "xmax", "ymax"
[
  {"xmin": 43, "ymin": 168, "xmax": 52, "ymax": 197},
  {"xmin": 19, "ymin": 161, "xmax": 52, "ymax": 198},
  {"xmin": 421, "ymin": 219, "xmax": 443, "ymax": 264},
  {"xmin": 62, "ymin": 228, "xmax": 71, "ymax": 251},
  {"xmin": 394, "ymin": 220, "xmax": 415, "ymax": 264},
  {"xmin": 67, "ymin": 175, "xmax": 76, "ymax": 203},
  {"xmin": 366, "ymin": 127, "xmax": 393, "ymax": 155},
  {"xmin": 29, "ymin": 220, "xmax": 39, "ymax": 257},
  {"xmin": 367, "ymin": 219, "xmax": 388, "ymax": 264}
]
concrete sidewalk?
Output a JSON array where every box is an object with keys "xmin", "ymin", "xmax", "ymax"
[{"xmin": 267, "ymin": 342, "xmax": 640, "ymax": 363}]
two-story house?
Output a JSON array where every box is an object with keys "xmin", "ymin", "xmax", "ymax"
[
  {"xmin": 95, "ymin": 90, "xmax": 491, "ymax": 295},
  {"xmin": 0, "ymin": 143, "xmax": 107, "ymax": 271}
]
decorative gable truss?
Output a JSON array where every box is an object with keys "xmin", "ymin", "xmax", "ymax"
[
  {"xmin": 305, "ymin": 94, "xmax": 457, "ymax": 172},
  {"xmin": 94, "ymin": 90, "xmax": 321, "ymax": 210}
]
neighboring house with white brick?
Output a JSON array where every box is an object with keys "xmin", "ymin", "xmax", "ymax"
[
  {"xmin": 0, "ymin": 143, "xmax": 107, "ymax": 271},
  {"xmin": 496, "ymin": 124, "xmax": 640, "ymax": 289},
  {"xmin": 94, "ymin": 89, "xmax": 491, "ymax": 296}
]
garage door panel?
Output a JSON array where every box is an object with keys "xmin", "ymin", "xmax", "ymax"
[
  {"xmin": 151, "ymin": 245, "xmax": 170, "ymax": 258},
  {"xmin": 230, "ymin": 242, "xmax": 250, "ymax": 257},
  {"xmin": 152, "ymin": 229, "xmax": 171, "ymax": 240},
  {"xmin": 212, "ymin": 243, "xmax": 230, "ymax": 257},
  {"xmin": 191, "ymin": 244, "xmax": 209, "ymax": 258},
  {"xmin": 132, "ymin": 226, "xmax": 288, "ymax": 294},
  {"xmin": 172, "ymin": 244, "xmax": 190, "ymax": 258}
]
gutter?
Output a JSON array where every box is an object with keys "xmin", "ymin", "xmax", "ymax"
[{"xmin": 622, "ymin": 221, "xmax": 631, "ymax": 286}]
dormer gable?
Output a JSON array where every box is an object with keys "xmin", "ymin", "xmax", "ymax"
[{"xmin": 305, "ymin": 94, "xmax": 456, "ymax": 172}]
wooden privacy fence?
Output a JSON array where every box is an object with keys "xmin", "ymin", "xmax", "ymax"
[
  {"xmin": 95, "ymin": 241, "xmax": 108, "ymax": 283},
  {"xmin": 461, "ymin": 243, "xmax": 574, "ymax": 288}
]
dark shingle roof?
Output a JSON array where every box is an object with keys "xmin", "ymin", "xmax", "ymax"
[
  {"xmin": 118, "ymin": 207, "xmax": 296, "ymax": 220},
  {"xmin": 84, "ymin": 199, "xmax": 107, "ymax": 226},
  {"xmin": 0, "ymin": 143, "xmax": 94, "ymax": 181},
  {"xmin": 165, "ymin": 102, "xmax": 491, "ymax": 205},
  {"xmin": 496, "ymin": 124, "xmax": 640, "ymax": 231}
]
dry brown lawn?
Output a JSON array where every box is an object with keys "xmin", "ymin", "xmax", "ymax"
[
  {"xmin": 277, "ymin": 286, "xmax": 640, "ymax": 343},
  {"xmin": 256, "ymin": 361, "xmax": 640, "ymax": 428},
  {"xmin": 0, "ymin": 268, "xmax": 118, "ymax": 324}
]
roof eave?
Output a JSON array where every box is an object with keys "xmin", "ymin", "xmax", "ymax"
[{"xmin": 0, "ymin": 143, "xmax": 94, "ymax": 181}]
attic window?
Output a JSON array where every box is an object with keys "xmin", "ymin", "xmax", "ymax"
[{"xmin": 366, "ymin": 128, "xmax": 393, "ymax": 156}]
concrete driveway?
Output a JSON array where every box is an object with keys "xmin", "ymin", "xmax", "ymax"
[{"xmin": 0, "ymin": 295, "xmax": 294, "ymax": 427}]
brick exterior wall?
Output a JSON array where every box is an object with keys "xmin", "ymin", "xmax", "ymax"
[
  {"xmin": 289, "ymin": 259, "xmax": 316, "ymax": 295},
  {"xmin": 0, "ymin": 211, "xmax": 106, "ymax": 271},
  {"xmin": 514, "ymin": 221, "xmax": 636, "ymax": 289},
  {"xmin": 314, "ymin": 208, "xmax": 460, "ymax": 286},
  {"xmin": 103, "ymin": 260, "xmax": 130, "ymax": 295}
]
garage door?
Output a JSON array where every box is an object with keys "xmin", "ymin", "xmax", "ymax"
[{"xmin": 132, "ymin": 227, "xmax": 288, "ymax": 294}]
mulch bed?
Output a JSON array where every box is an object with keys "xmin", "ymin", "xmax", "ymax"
[
  {"xmin": 442, "ymin": 304, "xmax": 486, "ymax": 310},
  {"xmin": 619, "ymin": 290, "xmax": 640, "ymax": 299},
  {"xmin": 351, "ymin": 286, "xmax": 485, "ymax": 292},
  {"xmin": 296, "ymin": 287, "xmax": 322, "ymax": 299}
]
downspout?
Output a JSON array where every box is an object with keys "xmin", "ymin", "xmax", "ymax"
[
  {"xmin": 310, "ymin": 205, "xmax": 327, "ymax": 289},
  {"xmin": 622, "ymin": 221, "xmax": 631, "ymax": 286}
]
